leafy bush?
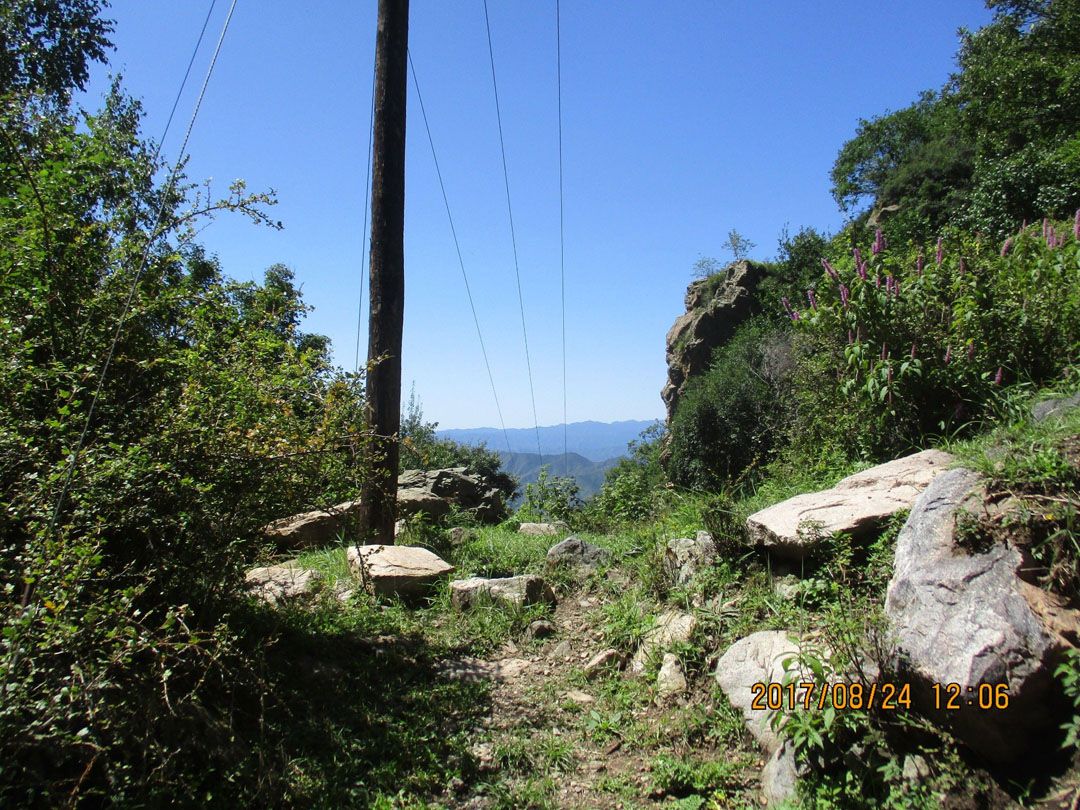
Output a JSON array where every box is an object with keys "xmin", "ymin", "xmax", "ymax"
[
  {"xmin": 515, "ymin": 467, "xmax": 582, "ymax": 526},
  {"xmin": 667, "ymin": 318, "xmax": 795, "ymax": 491},
  {"xmin": 788, "ymin": 219, "xmax": 1080, "ymax": 458}
]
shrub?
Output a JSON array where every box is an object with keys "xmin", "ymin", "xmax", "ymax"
[
  {"xmin": 788, "ymin": 217, "xmax": 1080, "ymax": 458},
  {"xmin": 667, "ymin": 318, "xmax": 795, "ymax": 491}
]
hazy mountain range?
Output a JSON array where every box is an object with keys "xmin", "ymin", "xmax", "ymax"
[
  {"xmin": 436, "ymin": 419, "xmax": 655, "ymax": 463},
  {"xmin": 436, "ymin": 420, "xmax": 656, "ymax": 500}
]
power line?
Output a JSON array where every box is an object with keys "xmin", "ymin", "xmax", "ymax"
[
  {"xmin": 151, "ymin": 0, "xmax": 217, "ymax": 166},
  {"xmin": 408, "ymin": 49, "xmax": 512, "ymax": 454},
  {"xmin": 43, "ymin": 0, "xmax": 240, "ymax": 554},
  {"xmin": 354, "ymin": 56, "xmax": 377, "ymax": 374},
  {"xmin": 482, "ymin": 0, "xmax": 544, "ymax": 464},
  {"xmin": 556, "ymin": 0, "xmax": 567, "ymax": 477}
]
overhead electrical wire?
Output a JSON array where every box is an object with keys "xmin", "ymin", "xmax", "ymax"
[
  {"xmin": 482, "ymin": 0, "xmax": 544, "ymax": 463},
  {"xmin": 408, "ymin": 50, "xmax": 512, "ymax": 454},
  {"xmin": 556, "ymin": 0, "xmax": 568, "ymax": 476},
  {"xmin": 354, "ymin": 57, "xmax": 377, "ymax": 374}
]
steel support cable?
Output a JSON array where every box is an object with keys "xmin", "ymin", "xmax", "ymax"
[
  {"xmin": 556, "ymin": 0, "xmax": 567, "ymax": 476},
  {"xmin": 43, "ymin": 0, "xmax": 240, "ymax": 554},
  {"xmin": 354, "ymin": 56, "xmax": 377, "ymax": 373},
  {"xmin": 482, "ymin": 0, "xmax": 543, "ymax": 463},
  {"xmin": 408, "ymin": 50, "xmax": 512, "ymax": 454}
]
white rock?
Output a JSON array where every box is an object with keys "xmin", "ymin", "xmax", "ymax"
[
  {"xmin": 656, "ymin": 653, "xmax": 687, "ymax": 697},
  {"xmin": 746, "ymin": 449, "xmax": 952, "ymax": 559},
  {"xmin": 714, "ymin": 630, "xmax": 803, "ymax": 753},
  {"xmin": 245, "ymin": 562, "xmax": 320, "ymax": 605},
  {"xmin": 346, "ymin": 544, "xmax": 454, "ymax": 598},
  {"xmin": 630, "ymin": 610, "xmax": 697, "ymax": 674},
  {"xmin": 450, "ymin": 575, "xmax": 556, "ymax": 611}
]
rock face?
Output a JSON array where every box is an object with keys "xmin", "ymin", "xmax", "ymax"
[
  {"xmin": 885, "ymin": 467, "xmax": 1076, "ymax": 764},
  {"xmin": 662, "ymin": 260, "xmax": 766, "ymax": 423},
  {"xmin": 714, "ymin": 630, "xmax": 803, "ymax": 753},
  {"xmin": 450, "ymin": 575, "xmax": 556, "ymax": 611},
  {"xmin": 664, "ymin": 531, "xmax": 719, "ymax": 586},
  {"xmin": 398, "ymin": 467, "xmax": 507, "ymax": 524},
  {"xmin": 746, "ymin": 449, "xmax": 952, "ymax": 559},
  {"xmin": 245, "ymin": 562, "xmax": 321, "ymax": 605},
  {"xmin": 630, "ymin": 610, "xmax": 697, "ymax": 674},
  {"xmin": 346, "ymin": 544, "xmax": 455, "ymax": 598},
  {"xmin": 262, "ymin": 469, "xmax": 506, "ymax": 550},
  {"xmin": 546, "ymin": 536, "xmax": 613, "ymax": 570},
  {"xmin": 262, "ymin": 501, "xmax": 363, "ymax": 551}
]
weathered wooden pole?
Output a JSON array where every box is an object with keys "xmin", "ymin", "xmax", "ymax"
[{"xmin": 361, "ymin": 0, "xmax": 409, "ymax": 544}]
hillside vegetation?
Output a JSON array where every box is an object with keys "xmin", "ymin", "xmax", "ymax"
[{"xmin": 4, "ymin": 1, "xmax": 1080, "ymax": 809}]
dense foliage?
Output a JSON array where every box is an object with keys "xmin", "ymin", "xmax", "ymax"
[
  {"xmin": 0, "ymin": 3, "xmax": 379, "ymax": 804},
  {"xmin": 832, "ymin": 0, "xmax": 1080, "ymax": 243}
]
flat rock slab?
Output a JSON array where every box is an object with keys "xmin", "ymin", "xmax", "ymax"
[
  {"xmin": 630, "ymin": 610, "xmax": 696, "ymax": 674},
  {"xmin": 746, "ymin": 449, "xmax": 953, "ymax": 559},
  {"xmin": 245, "ymin": 562, "xmax": 321, "ymax": 605},
  {"xmin": 885, "ymin": 467, "xmax": 1072, "ymax": 764},
  {"xmin": 714, "ymin": 630, "xmax": 803, "ymax": 753},
  {"xmin": 346, "ymin": 544, "xmax": 455, "ymax": 598},
  {"xmin": 450, "ymin": 575, "xmax": 556, "ymax": 611}
]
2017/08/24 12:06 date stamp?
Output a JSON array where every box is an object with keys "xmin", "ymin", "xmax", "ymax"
[{"xmin": 749, "ymin": 681, "xmax": 1011, "ymax": 711}]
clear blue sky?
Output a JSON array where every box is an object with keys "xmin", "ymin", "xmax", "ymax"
[{"xmin": 84, "ymin": 1, "xmax": 993, "ymax": 430}]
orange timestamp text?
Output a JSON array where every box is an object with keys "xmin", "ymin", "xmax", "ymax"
[{"xmin": 749, "ymin": 681, "xmax": 1011, "ymax": 712}]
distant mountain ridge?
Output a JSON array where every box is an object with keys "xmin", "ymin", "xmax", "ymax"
[
  {"xmin": 498, "ymin": 452, "xmax": 620, "ymax": 501},
  {"xmin": 437, "ymin": 419, "xmax": 654, "ymax": 463}
]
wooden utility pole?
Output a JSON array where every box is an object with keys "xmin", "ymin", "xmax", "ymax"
[{"xmin": 361, "ymin": 0, "xmax": 409, "ymax": 544}]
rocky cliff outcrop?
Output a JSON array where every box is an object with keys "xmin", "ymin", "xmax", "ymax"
[{"xmin": 662, "ymin": 260, "xmax": 766, "ymax": 423}]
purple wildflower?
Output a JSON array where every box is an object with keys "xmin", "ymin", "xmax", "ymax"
[
  {"xmin": 959, "ymin": 258, "xmax": 965, "ymax": 278},
  {"xmin": 1001, "ymin": 237, "xmax": 1012, "ymax": 257},
  {"xmin": 936, "ymin": 237, "xmax": 943, "ymax": 266},
  {"xmin": 968, "ymin": 343, "xmax": 975, "ymax": 361},
  {"xmin": 872, "ymin": 229, "xmax": 884, "ymax": 255},
  {"xmin": 875, "ymin": 274, "xmax": 882, "ymax": 290},
  {"xmin": 1047, "ymin": 226, "xmax": 1056, "ymax": 248},
  {"xmin": 840, "ymin": 284, "xmax": 850, "ymax": 308},
  {"xmin": 807, "ymin": 289, "xmax": 818, "ymax": 311},
  {"xmin": 848, "ymin": 330, "xmax": 854, "ymax": 345},
  {"xmin": 857, "ymin": 260, "xmax": 869, "ymax": 280},
  {"xmin": 993, "ymin": 366, "xmax": 1003, "ymax": 385},
  {"xmin": 793, "ymin": 310, "xmax": 800, "ymax": 321},
  {"xmin": 782, "ymin": 296, "xmax": 794, "ymax": 320},
  {"xmin": 910, "ymin": 341, "xmax": 917, "ymax": 358},
  {"xmin": 853, "ymin": 248, "xmax": 862, "ymax": 267},
  {"xmin": 945, "ymin": 345, "xmax": 951, "ymax": 364},
  {"xmin": 1074, "ymin": 209, "xmax": 1079, "ymax": 240},
  {"xmin": 1043, "ymin": 218, "xmax": 1049, "ymax": 239}
]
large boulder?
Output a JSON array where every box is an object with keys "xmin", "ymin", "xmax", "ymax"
[
  {"xmin": 714, "ymin": 630, "xmax": 803, "ymax": 753},
  {"xmin": 398, "ymin": 467, "xmax": 506, "ymax": 524},
  {"xmin": 346, "ymin": 544, "xmax": 455, "ymax": 598},
  {"xmin": 746, "ymin": 449, "xmax": 952, "ymax": 559},
  {"xmin": 262, "ymin": 500, "xmax": 362, "ymax": 551},
  {"xmin": 662, "ymin": 260, "xmax": 766, "ymax": 424},
  {"xmin": 885, "ymin": 467, "xmax": 1077, "ymax": 764},
  {"xmin": 245, "ymin": 561, "xmax": 321, "ymax": 605},
  {"xmin": 450, "ymin": 575, "xmax": 556, "ymax": 611}
]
